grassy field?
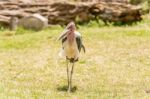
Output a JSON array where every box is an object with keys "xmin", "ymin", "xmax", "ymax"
[{"xmin": 0, "ymin": 21, "xmax": 150, "ymax": 99}]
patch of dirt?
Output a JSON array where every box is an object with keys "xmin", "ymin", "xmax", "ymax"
[{"xmin": 145, "ymin": 89, "xmax": 150, "ymax": 94}]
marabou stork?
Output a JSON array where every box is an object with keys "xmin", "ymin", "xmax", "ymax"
[{"xmin": 58, "ymin": 22, "xmax": 85, "ymax": 92}]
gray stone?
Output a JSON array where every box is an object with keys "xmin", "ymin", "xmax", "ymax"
[
  {"xmin": 9, "ymin": 16, "xmax": 18, "ymax": 31},
  {"xmin": 18, "ymin": 14, "xmax": 48, "ymax": 31}
]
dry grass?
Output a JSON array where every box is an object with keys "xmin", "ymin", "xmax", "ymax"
[{"xmin": 0, "ymin": 24, "xmax": 150, "ymax": 99}]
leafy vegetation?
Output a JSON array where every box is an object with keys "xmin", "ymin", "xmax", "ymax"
[
  {"xmin": 130, "ymin": 0, "xmax": 150, "ymax": 12},
  {"xmin": 0, "ymin": 20, "xmax": 150, "ymax": 98}
]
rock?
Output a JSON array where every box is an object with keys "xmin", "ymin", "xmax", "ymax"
[
  {"xmin": 9, "ymin": 16, "xmax": 18, "ymax": 30},
  {"xmin": 0, "ymin": 15, "xmax": 10, "ymax": 24},
  {"xmin": 18, "ymin": 13, "xmax": 48, "ymax": 30}
]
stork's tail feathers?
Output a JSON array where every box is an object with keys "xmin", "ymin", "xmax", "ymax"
[{"xmin": 58, "ymin": 49, "xmax": 65, "ymax": 59}]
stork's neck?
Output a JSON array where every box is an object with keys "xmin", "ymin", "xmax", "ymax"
[{"xmin": 67, "ymin": 29, "xmax": 75, "ymax": 44}]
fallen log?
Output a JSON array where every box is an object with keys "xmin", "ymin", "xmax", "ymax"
[
  {"xmin": 89, "ymin": 2, "xmax": 142, "ymax": 23},
  {"xmin": 0, "ymin": 10, "xmax": 29, "ymax": 17},
  {"xmin": 23, "ymin": 7, "xmax": 49, "ymax": 13},
  {"xmin": 0, "ymin": 15, "xmax": 10, "ymax": 24},
  {"xmin": 19, "ymin": 3, "xmax": 51, "ymax": 8}
]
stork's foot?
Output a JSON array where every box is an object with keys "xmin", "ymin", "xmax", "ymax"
[
  {"xmin": 57, "ymin": 85, "xmax": 76, "ymax": 92},
  {"xmin": 67, "ymin": 88, "xmax": 71, "ymax": 93},
  {"xmin": 67, "ymin": 86, "xmax": 77, "ymax": 93},
  {"xmin": 67, "ymin": 85, "xmax": 71, "ymax": 93}
]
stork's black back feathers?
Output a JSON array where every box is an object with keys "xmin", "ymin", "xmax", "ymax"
[
  {"xmin": 62, "ymin": 37, "xmax": 67, "ymax": 44},
  {"xmin": 76, "ymin": 36, "xmax": 85, "ymax": 53}
]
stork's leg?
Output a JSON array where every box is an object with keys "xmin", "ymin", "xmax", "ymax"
[
  {"xmin": 66, "ymin": 60, "xmax": 70, "ymax": 93},
  {"xmin": 70, "ymin": 61, "xmax": 75, "ymax": 92}
]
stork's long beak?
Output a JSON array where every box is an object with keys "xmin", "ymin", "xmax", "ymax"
[{"xmin": 57, "ymin": 29, "xmax": 69, "ymax": 41}]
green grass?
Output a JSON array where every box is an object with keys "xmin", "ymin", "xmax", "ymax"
[{"xmin": 0, "ymin": 23, "xmax": 150, "ymax": 99}]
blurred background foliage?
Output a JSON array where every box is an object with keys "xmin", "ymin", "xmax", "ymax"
[{"xmin": 129, "ymin": 0, "xmax": 150, "ymax": 14}]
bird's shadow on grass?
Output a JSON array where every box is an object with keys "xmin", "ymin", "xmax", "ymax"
[{"xmin": 57, "ymin": 85, "xmax": 77, "ymax": 93}]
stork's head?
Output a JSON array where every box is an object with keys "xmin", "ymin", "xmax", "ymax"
[
  {"xmin": 58, "ymin": 22, "xmax": 76, "ymax": 42},
  {"xmin": 66, "ymin": 21, "xmax": 76, "ymax": 31}
]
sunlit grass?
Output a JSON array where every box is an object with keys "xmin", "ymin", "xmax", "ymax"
[{"xmin": 0, "ymin": 23, "xmax": 150, "ymax": 98}]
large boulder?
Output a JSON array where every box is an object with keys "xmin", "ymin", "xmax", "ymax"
[{"xmin": 18, "ymin": 14, "xmax": 48, "ymax": 30}]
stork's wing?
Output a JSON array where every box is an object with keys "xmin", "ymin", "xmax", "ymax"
[
  {"xmin": 62, "ymin": 37, "xmax": 67, "ymax": 44},
  {"xmin": 81, "ymin": 44, "xmax": 86, "ymax": 53},
  {"xmin": 75, "ymin": 32, "xmax": 86, "ymax": 53},
  {"xmin": 57, "ymin": 29, "xmax": 69, "ymax": 41}
]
